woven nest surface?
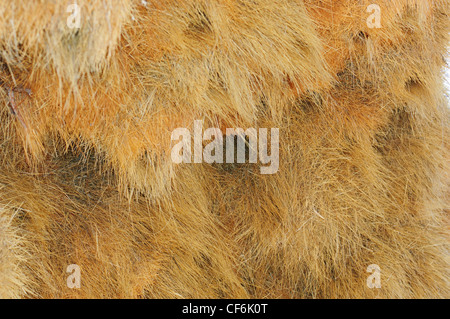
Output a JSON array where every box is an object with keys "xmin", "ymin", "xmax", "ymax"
[{"xmin": 0, "ymin": 0, "xmax": 448, "ymax": 298}]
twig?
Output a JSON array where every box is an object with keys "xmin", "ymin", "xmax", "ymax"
[{"xmin": 1, "ymin": 83, "xmax": 32, "ymax": 130}]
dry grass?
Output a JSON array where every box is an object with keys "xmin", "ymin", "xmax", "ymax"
[{"xmin": 0, "ymin": 0, "xmax": 448, "ymax": 298}]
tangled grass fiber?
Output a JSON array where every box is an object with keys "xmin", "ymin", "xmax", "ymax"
[{"xmin": 0, "ymin": 0, "xmax": 448, "ymax": 298}]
